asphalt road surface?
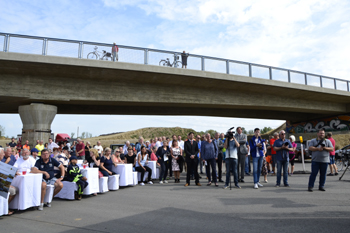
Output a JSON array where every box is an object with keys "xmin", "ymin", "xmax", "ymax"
[{"xmin": 1, "ymin": 162, "xmax": 350, "ymax": 233}]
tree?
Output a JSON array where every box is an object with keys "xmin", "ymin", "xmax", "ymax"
[
  {"xmin": 205, "ymin": 129, "xmax": 217, "ymax": 137},
  {"xmin": 0, "ymin": 125, "xmax": 4, "ymax": 137},
  {"xmin": 71, "ymin": 132, "xmax": 75, "ymax": 138},
  {"xmin": 247, "ymin": 130, "xmax": 254, "ymax": 135},
  {"xmin": 241, "ymin": 127, "xmax": 247, "ymax": 134},
  {"xmin": 260, "ymin": 127, "xmax": 273, "ymax": 134}
]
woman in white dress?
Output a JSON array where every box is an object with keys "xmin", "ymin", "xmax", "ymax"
[{"xmin": 171, "ymin": 140, "xmax": 182, "ymax": 183}]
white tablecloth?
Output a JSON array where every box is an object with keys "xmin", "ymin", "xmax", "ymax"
[
  {"xmin": 0, "ymin": 194, "xmax": 9, "ymax": 216},
  {"xmin": 81, "ymin": 168, "xmax": 99, "ymax": 195},
  {"xmin": 55, "ymin": 181, "xmax": 77, "ymax": 200},
  {"xmin": 9, "ymin": 173, "xmax": 42, "ymax": 210},
  {"xmin": 112, "ymin": 164, "xmax": 133, "ymax": 186},
  {"xmin": 147, "ymin": 161, "xmax": 157, "ymax": 179}
]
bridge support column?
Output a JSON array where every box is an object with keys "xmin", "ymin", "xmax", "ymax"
[{"xmin": 19, "ymin": 103, "xmax": 57, "ymax": 148}]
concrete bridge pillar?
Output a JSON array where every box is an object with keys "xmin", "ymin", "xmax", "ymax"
[{"xmin": 18, "ymin": 103, "xmax": 57, "ymax": 148}]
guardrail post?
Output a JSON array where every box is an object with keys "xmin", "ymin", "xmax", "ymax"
[
  {"xmin": 201, "ymin": 57, "xmax": 205, "ymax": 71},
  {"xmin": 269, "ymin": 67, "xmax": 272, "ymax": 80},
  {"xmin": 42, "ymin": 38, "xmax": 48, "ymax": 56},
  {"xmin": 174, "ymin": 53, "xmax": 178, "ymax": 68},
  {"xmin": 3, "ymin": 34, "xmax": 9, "ymax": 52},
  {"xmin": 334, "ymin": 79, "xmax": 337, "ymax": 90},
  {"xmin": 226, "ymin": 60, "xmax": 229, "ymax": 74},
  {"xmin": 144, "ymin": 49, "xmax": 149, "ymax": 65},
  {"xmin": 287, "ymin": 70, "xmax": 291, "ymax": 83},
  {"xmin": 304, "ymin": 73, "xmax": 308, "ymax": 85},
  {"xmin": 78, "ymin": 42, "xmax": 84, "ymax": 59},
  {"xmin": 320, "ymin": 76, "xmax": 323, "ymax": 88},
  {"xmin": 248, "ymin": 64, "xmax": 252, "ymax": 77},
  {"xmin": 348, "ymin": 81, "xmax": 350, "ymax": 92}
]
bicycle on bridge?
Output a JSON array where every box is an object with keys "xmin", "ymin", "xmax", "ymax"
[
  {"xmin": 87, "ymin": 46, "xmax": 113, "ymax": 61},
  {"xmin": 159, "ymin": 54, "xmax": 182, "ymax": 68}
]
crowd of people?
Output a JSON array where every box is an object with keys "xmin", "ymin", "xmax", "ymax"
[{"xmin": 0, "ymin": 127, "xmax": 336, "ymax": 215}]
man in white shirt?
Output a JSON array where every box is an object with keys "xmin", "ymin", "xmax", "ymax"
[
  {"xmin": 169, "ymin": 135, "xmax": 177, "ymax": 148},
  {"xmin": 155, "ymin": 137, "xmax": 163, "ymax": 149},
  {"xmin": 123, "ymin": 141, "xmax": 130, "ymax": 154},
  {"xmin": 47, "ymin": 138, "xmax": 59, "ymax": 153},
  {"xmin": 178, "ymin": 135, "xmax": 184, "ymax": 150},
  {"xmin": 14, "ymin": 148, "xmax": 36, "ymax": 172},
  {"xmin": 94, "ymin": 141, "xmax": 103, "ymax": 156}
]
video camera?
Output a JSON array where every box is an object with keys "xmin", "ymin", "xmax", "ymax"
[{"xmin": 225, "ymin": 127, "xmax": 235, "ymax": 139}]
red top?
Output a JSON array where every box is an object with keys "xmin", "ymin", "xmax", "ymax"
[
  {"xmin": 76, "ymin": 143, "xmax": 85, "ymax": 156},
  {"xmin": 150, "ymin": 152, "xmax": 158, "ymax": 161},
  {"xmin": 328, "ymin": 137, "xmax": 335, "ymax": 156},
  {"xmin": 270, "ymin": 138, "xmax": 277, "ymax": 155},
  {"xmin": 112, "ymin": 45, "xmax": 119, "ymax": 53}
]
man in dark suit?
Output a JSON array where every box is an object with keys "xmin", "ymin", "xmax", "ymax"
[{"xmin": 184, "ymin": 132, "xmax": 201, "ymax": 187}]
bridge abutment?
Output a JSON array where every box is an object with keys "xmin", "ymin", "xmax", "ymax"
[{"xmin": 19, "ymin": 103, "xmax": 57, "ymax": 148}]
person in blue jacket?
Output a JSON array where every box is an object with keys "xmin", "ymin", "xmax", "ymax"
[{"xmin": 249, "ymin": 128, "xmax": 266, "ymax": 189}]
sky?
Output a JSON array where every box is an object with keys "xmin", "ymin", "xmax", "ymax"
[{"xmin": 1, "ymin": 0, "xmax": 350, "ymax": 138}]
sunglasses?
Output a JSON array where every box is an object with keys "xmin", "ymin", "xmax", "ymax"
[{"xmin": 115, "ymin": 151, "xmax": 120, "ymax": 152}]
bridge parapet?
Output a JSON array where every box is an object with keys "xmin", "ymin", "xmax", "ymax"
[{"xmin": 1, "ymin": 32, "xmax": 349, "ymax": 92}]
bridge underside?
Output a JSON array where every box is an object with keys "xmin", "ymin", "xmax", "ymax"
[{"xmin": 0, "ymin": 52, "xmax": 350, "ymax": 123}]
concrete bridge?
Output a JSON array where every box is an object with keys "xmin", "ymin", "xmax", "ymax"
[
  {"xmin": 1, "ymin": 33, "xmax": 350, "ymax": 144},
  {"xmin": 1, "ymin": 52, "xmax": 350, "ymax": 120}
]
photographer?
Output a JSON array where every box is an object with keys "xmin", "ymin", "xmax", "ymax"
[
  {"xmin": 234, "ymin": 127, "xmax": 250, "ymax": 183},
  {"xmin": 308, "ymin": 128, "xmax": 333, "ymax": 192},
  {"xmin": 273, "ymin": 130, "xmax": 293, "ymax": 187},
  {"xmin": 223, "ymin": 133, "xmax": 241, "ymax": 189},
  {"xmin": 249, "ymin": 128, "xmax": 266, "ymax": 189}
]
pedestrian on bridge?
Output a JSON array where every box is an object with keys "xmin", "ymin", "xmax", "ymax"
[
  {"xmin": 181, "ymin": 51, "xmax": 189, "ymax": 68},
  {"xmin": 112, "ymin": 43, "xmax": 119, "ymax": 62}
]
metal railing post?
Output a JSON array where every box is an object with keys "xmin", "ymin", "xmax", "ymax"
[
  {"xmin": 304, "ymin": 73, "xmax": 308, "ymax": 85},
  {"xmin": 334, "ymin": 79, "xmax": 337, "ymax": 90},
  {"xmin": 42, "ymin": 38, "xmax": 48, "ymax": 55},
  {"xmin": 248, "ymin": 64, "xmax": 252, "ymax": 77},
  {"xmin": 269, "ymin": 67, "xmax": 272, "ymax": 80},
  {"xmin": 320, "ymin": 76, "xmax": 323, "ymax": 88},
  {"xmin": 174, "ymin": 53, "xmax": 178, "ymax": 68},
  {"xmin": 287, "ymin": 70, "xmax": 291, "ymax": 83},
  {"xmin": 226, "ymin": 60, "xmax": 229, "ymax": 74},
  {"xmin": 144, "ymin": 49, "xmax": 149, "ymax": 65},
  {"xmin": 348, "ymin": 81, "xmax": 350, "ymax": 92},
  {"xmin": 3, "ymin": 34, "xmax": 9, "ymax": 52},
  {"xmin": 78, "ymin": 42, "xmax": 84, "ymax": 59},
  {"xmin": 201, "ymin": 57, "xmax": 205, "ymax": 71}
]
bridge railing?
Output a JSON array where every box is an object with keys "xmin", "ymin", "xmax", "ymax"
[{"xmin": 1, "ymin": 32, "xmax": 349, "ymax": 92}]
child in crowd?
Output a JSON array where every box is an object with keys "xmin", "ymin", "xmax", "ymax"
[{"xmin": 66, "ymin": 156, "xmax": 88, "ymax": 200}]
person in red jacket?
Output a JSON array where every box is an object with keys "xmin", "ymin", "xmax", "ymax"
[{"xmin": 112, "ymin": 43, "xmax": 119, "ymax": 61}]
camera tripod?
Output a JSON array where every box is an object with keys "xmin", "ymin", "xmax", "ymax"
[{"xmin": 339, "ymin": 159, "xmax": 349, "ymax": 181}]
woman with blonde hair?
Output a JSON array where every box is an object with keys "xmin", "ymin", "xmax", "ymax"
[
  {"xmin": 88, "ymin": 148, "xmax": 100, "ymax": 168},
  {"xmin": 113, "ymin": 148, "xmax": 124, "ymax": 164},
  {"xmin": 288, "ymin": 135, "xmax": 297, "ymax": 175},
  {"xmin": 12, "ymin": 147, "xmax": 19, "ymax": 160}
]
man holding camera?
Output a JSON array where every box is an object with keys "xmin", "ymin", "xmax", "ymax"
[
  {"xmin": 273, "ymin": 130, "xmax": 293, "ymax": 187},
  {"xmin": 235, "ymin": 127, "xmax": 249, "ymax": 183},
  {"xmin": 308, "ymin": 128, "xmax": 333, "ymax": 192},
  {"xmin": 223, "ymin": 133, "xmax": 241, "ymax": 189}
]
